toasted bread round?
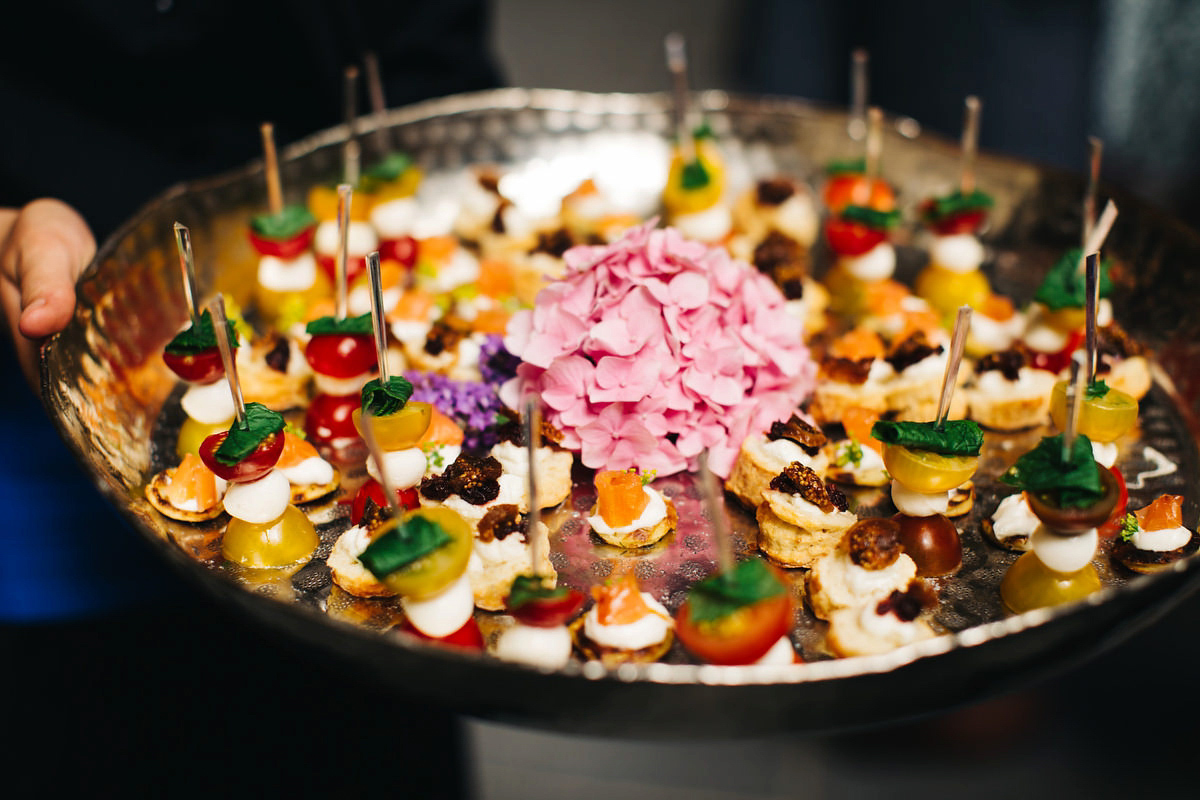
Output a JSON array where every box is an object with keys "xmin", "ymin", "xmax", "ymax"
[
  {"xmin": 945, "ymin": 482, "xmax": 975, "ymax": 519},
  {"xmin": 1112, "ymin": 530, "xmax": 1200, "ymax": 575},
  {"xmin": 290, "ymin": 466, "xmax": 341, "ymax": 505},
  {"xmin": 145, "ymin": 470, "xmax": 225, "ymax": 523},
  {"xmin": 569, "ymin": 616, "xmax": 674, "ymax": 667},
  {"xmin": 590, "ymin": 494, "xmax": 678, "ymax": 549}
]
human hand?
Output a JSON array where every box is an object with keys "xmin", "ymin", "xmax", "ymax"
[{"xmin": 0, "ymin": 199, "xmax": 96, "ymax": 389}]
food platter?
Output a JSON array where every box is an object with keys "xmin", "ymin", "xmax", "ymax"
[{"xmin": 40, "ymin": 88, "xmax": 1200, "ymax": 737}]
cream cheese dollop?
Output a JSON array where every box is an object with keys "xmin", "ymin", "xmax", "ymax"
[
  {"xmin": 859, "ymin": 603, "xmax": 924, "ymax": 647},
  {"xmin": 369, "ymin": 197, "xmax": 418, "ymax": 240},
  {"xmin": 314, "ymin": 219, "xmax": 377, "ymax": 257},
  {"xmin": 1130, "ymin": 524, "xmax": 1192, "ymax": 553},
  {"xmin": 587, "ymin": 486, "xmax": 668, "ymax": 537},
  {"xmin": 990, "ymin": 493, "xmax": 1039, "ymax": 543},
  {"xmin": 279, "ymin": 456, "xmax": 334, "ymax": 487},
  {"xmin": 582, "ymin": 592, "xmax": 673, "ymax": 650}
]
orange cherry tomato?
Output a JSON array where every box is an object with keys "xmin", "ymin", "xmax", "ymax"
[{"xmin": 823, "ymin": 174, "xmax": 896, "ymax": 215}]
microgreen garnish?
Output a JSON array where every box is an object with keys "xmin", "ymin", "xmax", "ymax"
[
  {"xmin": 1119, "ymin": 512, "xmax": 1140, "ymax": 543},
  {"xmin": 836, "ymin": 439, "xmax": 864, "ymax": 468},
  {"xmin": 214, "ymin": 403, "xmax": 285, "ymax": 466}
]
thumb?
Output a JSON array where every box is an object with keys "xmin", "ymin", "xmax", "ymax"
[{"xmin": 3, "ymin": 198, "xmax": 96, "ymax": 339}]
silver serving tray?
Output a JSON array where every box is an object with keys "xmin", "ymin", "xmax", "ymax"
[{"xmin": 41, "ymin": 89, "xmax": 1200, "ymax": 737}]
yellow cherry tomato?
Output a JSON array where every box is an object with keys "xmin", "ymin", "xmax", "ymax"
[
  {"xmin": 369, "ymin": 167, "xmax": 423, "ymax": 203},
  {"xmin": 999, "ymin": 551, "xmax": 1102, "ymax": 613},
  {"xmin": 375, "ymin": 507, "xmax": 473, "ymax": 600},
  {"xmin": 914, "ymin": 265, "xmax": 991, "ymax": 319},
  {"xmin": 352, "ymin": 402, "xmax": 433, "ymax": 450},
  {"xmin": 882, "ymin": 443, "xmax": 979, "ymax": 493},
  {"xmin": 223, "ymin": 505, "xmax": 319, "ymax": 569},
  {"xmin": 1049, "ymin": 380, "xmax": 1138, "ymax": 443},
  {"xmin": 308, "ymin": 185, "xmax": 373, "ymax": 222},
  {"xmin": 663, "ymin": 139, "xmax": 726, "ymax": 215},
  {"xmin": 1041, "ymin": 306, "xmax": 1087, "ymax": 334}
]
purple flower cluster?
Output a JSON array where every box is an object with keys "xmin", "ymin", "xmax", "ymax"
[
  {"xmin": 403, "ymin": 369, "xmax": 507, "ymax": 453},
  {"xmin": 479, "ymin": 334, "xmax": 521, "ymax": 387}
]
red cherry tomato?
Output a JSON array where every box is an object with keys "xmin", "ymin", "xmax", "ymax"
[
  {"xmin": 1028, "ymin": 330, "xmax": 1086, "ymax": 374},
  {"xmin": 247, "ymin": 225, "xmax": 316, "ymax": 259},
  {"xmin": 380, "ymin": 235, "xmax": 419, "ymax": 269},
  {"xmin": 509, "ymin": 589, "xmax": 586, "ymax": 628},
  {"xmin": 927, "ymin": 209, "xmax": 987, "ymax": 236},
  {"xmin": 304, "ymin": 333, "xmax": 377, "ymax": 378},
  {"xmin": 397, "ymin": 616, "xmax": 484, "ymax": 651},
  {"xmin": 162, "ymin": 348, "xmax": 224, "ymax": 384},
  {"xmin": 351, "ymin": 478, "xmax": 420, "ymax": 525},
  {"xmin": 1097, "ymin": 467, "xmax": 1129, "ymax": 538},
  {"xmin": 674, "ymin": 592, "xmax": 792, "ymax": 666},
  {"xmin": 198, "ymin": 430, "xmax": 284, "ymax": 483},
  {"xmin": 825, "ymin": 216, "xmax": 887, "ymax": 257},
  {"xmin": 316, "ymin": 253, "xmax": 368, "ymax": 286},
  {"xmin": 305, "ymin": 392, "xmax": 362, "ymax": 446}
]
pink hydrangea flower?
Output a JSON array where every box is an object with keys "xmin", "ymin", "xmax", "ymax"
[{"xmin": 505, "ymin": 224, "xmax": 817, "ymax": 478}]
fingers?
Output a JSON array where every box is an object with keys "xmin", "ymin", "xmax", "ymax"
[
  {"xmin": 0, "ymin": 199, "xmax": 96, "ymax": 339},
  {"xmin": 0, "ymin": 199, "xmax": 96, "ymax": 387}
]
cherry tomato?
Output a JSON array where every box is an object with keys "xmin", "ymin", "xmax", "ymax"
[
  {"xmin": 1049, "ymin": 380, "xmax": 1138, "ymax": 443},
  {"xmin": 222, "ymin": 505, "xmax": 318, "ymax": 568},
  {"xmin": 914, "ymin": 265, "xmax": 991, "ymax": 318},
  {"xmin": 924, "ymin": 208, "xmax": 987, "ymax": 236},
  {"xmin": 674, "ymin": 592, "xmax": 792, "ymax": 666},
  {"xmin": 1097, "ymin": 467, "xmax": 1129, "ymax": 538},
  {"xmin": 1028, "ymin": 330, "xmax": 1085, "ymax": 374},
  {"xmin": 351, "ymin": 478, "xmax": 420, "ymax": 525},
  {"xmin": 893, "ymin": 512, "xmax": 962, "ymax": 577},
  {"xmin": 825, "ymin": 216, "xmax": 887, "ymax": 257},
  {"xmin": 380, "ymin": 235, "xmax": 419, "ymax": 269},
  {"xmin": 375, "ymin": 507, "xmax": 473, "ymax": 600},
  {"xmin": 823, "ymin": 174, "xmax": 896, "ymax": 215},
  {"xmin": 199, "ymin": 429, "xmax": 284, "ymax": 483},
  {"xmin": 1026, "ymin": 464, "xmax": 1120, "ymax": 534},
  {"xmin": 304, "ymin": 333, "xmax": 377, "ymax": 378},
  {"xmin": 247, "ymin": 225, "xmax": 315, "ymax": 259},
  {"xmin": 316, "ymin": 253, "xmax": 368, "ymax": 287},
  {"xmin": 162, "ymin": 348, "xmax": 224, "ymax": 384},
  {"xmin": 351, "ymin": 403, "xmax": 432, "ymax": 450},
  {"xmin": 397, "ymin": 616, "xmax": 484, "ymax": 651},
  {"xmin": 1000, "ymin": 550, "xmax": 1102, "ymax": 613},
  {"xmin": 509, "ymin": 588, "xmax": 586, "ymax": 628},
  {"xmin": 883, "ymin": 443, "xmax": 979, "ymax": 493},
  {"xmin": 305, "ymin": 392, "xmax": 363, "ymax": 446},
  {"xmin": 663, "ymin": 140, "xmax": 727, "ymax": 215}
]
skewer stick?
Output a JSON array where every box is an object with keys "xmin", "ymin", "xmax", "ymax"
[
  {"xmin": 172, "ymin": 222, "xmax": 201, "ymax": 326},
  {"xmin": 1078, "ymin": 199, "xmax": 1118, "ymax": 273},
  {"xmin": 664, "ymin": 32, "xmax": 695, "ymax": 164},
  {"xmin": 523, "ymin": 398, "xmax": 544, "ymax": 574},
  {"xmin": 259, "ymin": 122, "xmax": 284, "ymax": 215},
  {"xmin": 343, "ymin": 65, "xmax": 361, "ymax": 187},
  {"xmin": 335, "ymin": 184, "xmax": 353, "ymax": 321},
  {"xmin": 848, "ymin": 48, "xmax": 869, "ymax": 141},
  {"xmin": 366, "ymin": 251, "xmax": 390, "ymax": 384},
  {"xmin": 362, "ymin": 51, "xmax": 391, "ymax": 154},
  {"xmin": 358, "ymin": 409, "xmax": 402, "ymax": 517},
  {"xmin": 959, "ymin": 96, "xmax": 981, "ymax": 195},
  {"xmin": 1084, "ymin": 252, "xmax": 1100, "ymax": 382},
  {"xmin": 1062, "ymin": 351, "xmax": 1088, "ymax": 463},
  {"xmin": 858, "ymin": 106, "xmax": 884, "ymax": 206},
  {"xmin": 696, "ymin": 449, "xmax": 734, "ymax": 576},
  {"xmin": 209, "ymin": 295, "xmax": 247, "ymax": 429},
  {"xmin": 1083, "ymin": 137, "xmax": 1103, "ymax": 251},
  {"xmin": 935, "ymin": 305, "xmax": 972, "ymax": 430}
]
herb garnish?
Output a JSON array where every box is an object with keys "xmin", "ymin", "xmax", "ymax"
[
  {"xmin": 250, "ymin": 205, "xmax": 316, "ymax": 240},
  {"xmin": 825, "ymin": 157, "xmax": 866, "ymax": 176},
  {"xmin": 1119, "ymin": 512, "xmax": 1140, "ymax": 543},
  {"xmin": 506, "ymin": 574, "xmax": 576, "ymax": 611},
  {"xmin": 1086, "ymin": 379, "xmax": 1110, "ymax": 400},
  {"xmin": 685, "ymin": 559, "xmax": 785, "ymax": 625},
  {"xmin": 164, "ymin": 309, "xmax": 239, "ymax": 355},
  {"xmin": 836, "ymin": 439, "xmax": 864, "ymax": 468},
  {"xmin": 305, "ymin": 313, "xmax": 373, "ymax": 336},
  {"xmin": 681, "ymin": 159, "xmax": 711, "ymax": 190},
  {"xmin": 359, "ymin": 514, "xmax": 452, "ymax": 578},
  {"xmin": 363, "ymin": 151, "xmax": 414, "ymax": 183},
  {"xmin": 214, "ymin": 403, "xmax": 285, "ymax": 466},
  {"xmin": 999, "ymin": 434, "xmax": 1104, "ymax": 508},
  {"xmin": 841, "ymin": 204, "xmax": 901, "ymax": 231},
  {"xmin": 920, "ymin": 189, "xmax": 993, "ymax": 223},
  {"xmin": 1034, "ymin": 248, "xmax": 1114, "ymax": 311},
  {"xmin": 871, "ymin": 419, "xmax": 984, "ymax": 457},
  {"xmin": 361, "ymin": 376, "xmax": 415, "ymax": 417}
]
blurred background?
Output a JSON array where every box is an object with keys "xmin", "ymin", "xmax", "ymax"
[{"xmin": 7, "ymin": 0, "xmax": 1200, "ymax": 797}]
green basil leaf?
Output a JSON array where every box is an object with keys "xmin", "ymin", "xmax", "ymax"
[
  {"xmin": 692, "ymin": 121, "xmax": 714, "ymax": 140},
  {"xmin": 870, "ymin": 419, "xmax": 984, "ymax": 457},
  {"xmin": 1033, "ymin": 248, "xmax": 1114, "ymax": 311},
  {"xmin": 921, "ymin": 189, "xmax": 993, "ymax": 223},
  {"xmin": 680, "ymin": 159, "xmax": 711, "ymax": 190},
  {"xmin": 825, "ymin": 157, "xmax": 866, "ymax": 176},
  {"xmin": 164, "ymin": 309, "xmax": 239, "ymax": 355},
  {"xmin": 686, "ymin": 559, "xmax": 785, "ymax": 624},
  {"xmin": 999, "ymin": 434, "xmax": 1104, "ymax": 507},
  {"xmin": 214, "ymin": 402, "xmax": 285, "ymax": 466},
  {"xmin": 363, "ymin": 151, "xmax": 414, "ymax": 183},
  {"xmin": 359, "ymin": 514, "xmax": 453, "ymax": 578},
  {"xmin": 250, "ymin": 205, "xmax": 316, "ymax": 240},
  {"xmin": 840, "ymin": 204, "xmax": 901, "ymax": 231},
  {"xmin": 304, "ymin": 314, "xmax": 373, "ymax": 336},
  {"xmin": 1086, "ymin": 379, "xmax": 1110, "ymax": 400},
  {"xmin": 506, "ymin": 574, "xmax": 574, "ymax": 610},
  {"xmin": 361, "ymin": 376, "xmax": 414, "ymax": 417}
]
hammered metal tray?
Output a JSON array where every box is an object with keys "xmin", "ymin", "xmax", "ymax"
[{"xmin": 41, "ymin": 89, "xmax": 1200, "ymax": 737}]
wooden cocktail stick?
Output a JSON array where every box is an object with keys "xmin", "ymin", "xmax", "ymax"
[
  {"xmin": 259, "ymin": 122, "xmax": 284, "ymax": 216},
  {"xmin": 524, "ymin": 398, "xmax": 544, "ymax": 574},
  {"xmin": 696, "ymin": 449, "xmax": 734, "ymax": 576},
  {"xmin": 1062, "ymin": 350, "xmax": 1088, "ymax": 462},
  {"xmin": 1084, "ymin": 252, "xmax": 1100, "ymax": 382},
  {"xmin": 848, "ymin": 48, "xmax": 869, "ymax": 142},
  {"xmin": 366, "ymin": 251, "xmax": 390, "ymax": 384},
  {"xmin": 858, "ymin": 106, "xmax": 884, "ymax": 206},
  {"xmin": 1083, "ymin": 137, "xmax": 1103, "ymax": 251},
  {"xmin": 172, "ymin": 222, "xmax": 200, "ymax": 326},
  {"xmin": 935, "ymin": 305, "xmax": 972, "ymax": 430},
  {"xmin": 335, "ymin": 184, "xmax": 353, "ymax": 321},
  {"xmin": 343, "ymin": 65, "xmax": 361, "ymax": 187},
  {"xmin": 209, "ymin": 294, "xmax": 246, "ymax": 429},
  {"xmin": 959, "ymin": 96, "xmax": 981, "ymax": 195}
]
